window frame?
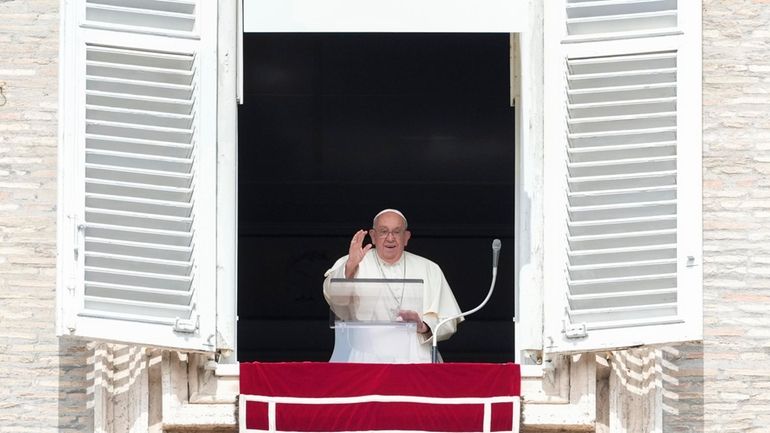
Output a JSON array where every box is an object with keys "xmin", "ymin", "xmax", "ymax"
[{"xmin": 57, "ymin": 0, "xmax": 702, "ymax": 362}]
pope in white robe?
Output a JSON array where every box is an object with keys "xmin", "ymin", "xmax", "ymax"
[{"xmin": 323, "ymin": 209, "xmax": 463, "ymax": 363}]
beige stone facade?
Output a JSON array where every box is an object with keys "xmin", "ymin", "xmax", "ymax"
[
  {"xmin": 701, "ymin": 1, "xmax": 770, "ymax": 431},
  {"xmin": 0, "ymin": 1, "xmax": 91, "ymax": 432},
  {"xmin": 1, "ymin": 0, "xmax": 770, "ymax": 432}
]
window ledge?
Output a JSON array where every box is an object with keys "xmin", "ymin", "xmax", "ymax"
[
  {"xmin": 215, "ymin": 362, "xmax": 239, "ymax": 377},
  {"xmin": 521, "ymin": 354, "xmax": 596, "ymax": 430}
]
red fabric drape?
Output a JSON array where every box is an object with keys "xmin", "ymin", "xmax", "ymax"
[{"xmin": 240, "ymin": 362, "xmax": 521, "ymax": 432}]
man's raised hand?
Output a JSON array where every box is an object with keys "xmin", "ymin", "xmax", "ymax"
[{"xmin": 345, "ymin": 229, "xmax": 372, "ymax": 279}]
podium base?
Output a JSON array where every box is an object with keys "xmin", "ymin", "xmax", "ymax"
[{"xmin": 330, "ymin": 321, "xmax": 432, "ymax": 363}]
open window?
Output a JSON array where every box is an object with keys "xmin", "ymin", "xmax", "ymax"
[
  {"xmin": 542, "ymin": 0, "xmax": 703, "ymax": 353},
  {"xmin": 57, "ymin": 0, "xmax": 703, "ymax": 362},
  {"xmin": 236, "ymin": 32, "xmax": 516, "ymax": 362}
]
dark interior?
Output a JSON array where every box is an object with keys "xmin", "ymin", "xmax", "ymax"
[{"xmin": 237, "ymin": 33, "xmax": 515, "ymax": 362}]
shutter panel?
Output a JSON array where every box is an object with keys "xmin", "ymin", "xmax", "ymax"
[
  {"xmin": 57, "ymin": 0, "xmax": 217, "ymax": 351},
  {"xmin": 543, "ymin": 0, "xmax": 702, "ymax": 353}
]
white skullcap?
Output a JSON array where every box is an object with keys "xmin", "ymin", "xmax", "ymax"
[{"xmin": 372, "ymin": 208, "xmax": 408, "ymax": 229}]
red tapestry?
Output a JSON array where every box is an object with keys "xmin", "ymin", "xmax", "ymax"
[{"xmin": 240, "ymin": 362, "xmax": 521, "ymax": 432}]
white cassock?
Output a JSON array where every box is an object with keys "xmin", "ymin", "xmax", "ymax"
[{"xmin": 323, "ymin": 249, "xmax": 463, "ymax": 363}]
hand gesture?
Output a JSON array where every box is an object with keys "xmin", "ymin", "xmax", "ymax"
[
  {"xmin": 345, "ymin": 229, "xmax": 372, "ymax": 278},
  {"xmin": 398, "ymin": 310, "xmax": 430, "ymax": 334}
]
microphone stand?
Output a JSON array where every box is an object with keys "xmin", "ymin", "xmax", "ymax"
[{"xmin": 431, "ymin": 239, "xmax": 501, "ymax": 363}]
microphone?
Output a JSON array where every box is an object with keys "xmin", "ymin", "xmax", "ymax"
[
  {"xmin": 492, "ymin": 239, "xmax": 501, "ymax": 269},
  {"xmin": 432, "ymin": 239, "xmax": 502, "ymax": 363}
]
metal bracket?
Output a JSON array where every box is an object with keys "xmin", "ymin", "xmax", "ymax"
[
  {"xmin": 173, "ymin": 315, "xmax": 199, "ymax": 333},
  {"xmin": 564, "ymin": 322, "xmax": 588, "ymax": 339},
  {"xmin": 68, "ymin": 214, "xmax": 84, "ymax": 257}
]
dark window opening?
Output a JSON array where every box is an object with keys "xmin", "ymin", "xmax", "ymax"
[{"xmin": 238, "ymin": 33, "xmax": 515, "ymax": 362}]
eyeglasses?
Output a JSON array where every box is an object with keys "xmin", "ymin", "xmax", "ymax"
[{"xmin": 373, "ymin": 228, "xmax": 405, "ymax": 238}]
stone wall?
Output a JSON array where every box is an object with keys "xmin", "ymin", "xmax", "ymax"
[
  {"xmin": 701, "ymin": 0, "xmax": 770, "ymax": 432},
  {"xmin": 656, "ymin": 2, "xmax": 770, "ymax": 432},
  {"xmin": 0, "ymin": 1, "xmax": 91, "ymax": 432}
]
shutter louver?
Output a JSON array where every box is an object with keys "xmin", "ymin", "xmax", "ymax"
[
  {"xmin": 86, "ymin": 0, "xmax": 197, "ymax": 35},
  {"xmin": 84, "ymin": 44, "xmax": 199, "ymax": 324},
  {"xmin": 566, "ymin": 51, "xmax": 679, "ymax": 329},
  {"xmin": 58, "ymin": 0, "xmax": 216, "ymax": 351},
  {"xmin": 543, "ymin": 0, "xmax": 701, "ymax": 353},
  {"xmin": 565, "ymin": 0, "xmax": 678, "ymax": 41}
]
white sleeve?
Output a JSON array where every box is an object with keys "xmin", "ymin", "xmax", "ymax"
[
  {"xmin": 322, "ymin": 255, "xmax": 350, "ymax": 304},
  {"xmin": 419, "ymin": 262, "xmax": 463, "ymax": 344},
  {"xmin": 324, "ymin": 255, "xmax": 349, "ymax": 279}
]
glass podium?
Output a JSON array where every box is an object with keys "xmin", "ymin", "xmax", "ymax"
[{"xmin": 326, "ymin": 278, "xmax": 425, "ymax": 363}]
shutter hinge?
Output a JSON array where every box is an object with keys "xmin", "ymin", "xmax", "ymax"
[
  {"xmin": 174, "ymin": 315, "xmax": 199, "ymax": 333},
  {"xmin": 69, "ymin": 214, "xmax": 85, "ymax": 258},
  {"xmin": 564, "ymin": 322, "xmax": 588, "ymax": 339}
]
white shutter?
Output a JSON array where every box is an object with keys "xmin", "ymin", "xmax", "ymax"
[
  {"xmin": 57, "ymin": 0, "xmax": 218, "ymax": 351},
  {"xmin": 543, "ymin": 0, "xmax": 702, "ymax": 353}
]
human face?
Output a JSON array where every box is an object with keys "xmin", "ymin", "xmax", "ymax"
[{"xmin": 370, "ymin": 212, "xmax": 411, "ymax": 264}]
